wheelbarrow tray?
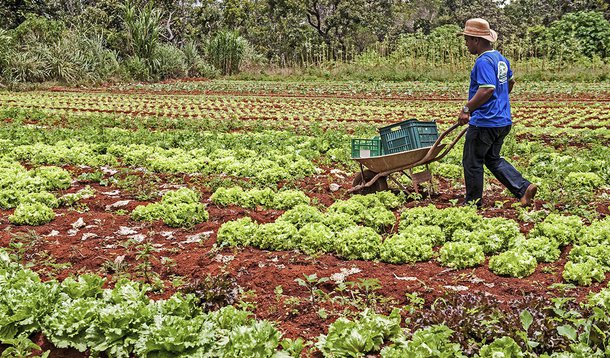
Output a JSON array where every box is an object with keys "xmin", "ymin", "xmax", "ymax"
[{"xmin": 353, "ymin": 144, "xmax": 446, "ymax": 173}]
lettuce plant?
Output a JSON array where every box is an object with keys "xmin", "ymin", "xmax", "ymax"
[
  {"xmin": 336, "ymin": 226, "xmax": 382, "ymax": 261},
  {"xmin": 488, "ymin": 249, "xmax": 537, "ymax": 278},
  {"xmin": 439, "ymin": 242, "xmax": 485, "ymax": 269},
  {"xmin": 529, "ymin": 214, "xmax": 583, "ymax": 246},
  {"xmin": 132, "ymin": 188, "xmax": 208, "ymax": 228},
  {"xmin": 316, "ymin": 309, "xmax": 401, "ymax": 357},
  {"xmin": 562, "ymin": 260, "xmax": 605, "ymax": 286},
  {"xmin": 216, "ymin": 217, "xmax": 258, "ymax": 247},
  {"xmin": 298, "ymin": 223, "xmax": 335, "ymax": 255},
  {"xmin": 380, "ymin": 233, "xmax": 434, "ymax": 264},
  {"xmin": 251, "ymin": 221, "xmax": 299, "ymax": 251},
  {"xmin": 276, "ymin": 204, "xmax": 324, "ymax": 229},
  {"xmin": 9, "ymin": 202, "xmax": 55, "ymax": 226},
  {"xmin": 523, "ymin": 237, "xmax": 561, "ymax": 263}
]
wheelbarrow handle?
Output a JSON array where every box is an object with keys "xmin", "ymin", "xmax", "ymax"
[{"xmin": 412, "ymin": 123, "xmax": 467, "ymax": 166}]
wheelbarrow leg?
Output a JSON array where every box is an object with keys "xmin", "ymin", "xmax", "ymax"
[
  {"xmin": 408, "ymin": 165, "xmax": 433, "ymax": 194},
  {"xmin": 388, "ymin": 173, "xmax": 409, "ymax": 193}
]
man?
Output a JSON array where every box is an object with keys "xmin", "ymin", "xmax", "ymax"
[{"xmin": 457, "ymin": 18, "xmax": 537, "ymax": 207}]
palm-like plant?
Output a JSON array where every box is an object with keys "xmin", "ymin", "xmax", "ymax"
[
  {"xmin": 122, "ymin": 0, "xmax": 162, "ymax": 70},
  {"xmin": 207, "ymin": 30, "xmax": 246, "ymax": 75}
]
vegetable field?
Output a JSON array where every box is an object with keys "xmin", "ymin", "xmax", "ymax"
[{"xmin": 1, "ymin": 80, "xmax": 610, "ymax": 357}]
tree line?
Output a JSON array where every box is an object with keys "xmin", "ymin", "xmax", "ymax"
[{"xmin": 0, "ymin": 0, "xmax": 609, "ymax": 84}]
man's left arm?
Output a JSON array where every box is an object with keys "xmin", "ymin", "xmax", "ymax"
[{"xmin": 458, "ymin": 88, "xmax": 495, "ymax": 125}]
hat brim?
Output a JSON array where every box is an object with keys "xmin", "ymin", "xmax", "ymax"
[{"xmin": 456, "ymin": 29, "xmax": 498, "ymax": 42}]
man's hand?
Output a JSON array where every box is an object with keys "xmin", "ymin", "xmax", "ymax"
[{"xmin": 458, "ymin": 111, "xmax": 470, "ymax": 126}]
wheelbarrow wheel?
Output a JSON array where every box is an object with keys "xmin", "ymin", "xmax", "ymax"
[{"xmin": 352, "ymin": 170, "xmax": 388, "ymax": 194}]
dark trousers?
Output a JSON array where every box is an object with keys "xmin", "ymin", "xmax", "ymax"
[{"xmin": 462, "ymin": 125, "xmax": 530, "ymax": 206}]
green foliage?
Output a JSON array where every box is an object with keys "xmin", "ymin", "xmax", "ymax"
[
  {"xmin": 543, "ymin": 11, "xmax": 610, "ymax": 59},
  {"xmin": 251, "ymin": 221, "xmax": 299, "ymax": 251},
  {"xmin": 8, "ymin": 202, "xmax": 55, "ymax": 226},
  {"xmin": 212, "ymin": 187, "xmax": 311, "ymax": 212},
  {"xmin": 489, "ymin": 249, "xmax": 538, "ymax": 278},
  {"xmin": 452, "ymin": 217, "xmax": 522, "ymax": 254},
  {"xmin": 439, "ymin": 242, "xmax": 485, "ymax": 269},
  {"xmin": 336, "ymin": 226, "xmax": 382, "ymax": 261},
  {"xmin": 153, "ymin": 44, "xmax": 187, "ymax": 79},
  {"xmin": 569, "ymin": 244, "xmax": 610, "ymax": 269},
  {"xmin": 131, "ymin": 188, "xmax": 208, "ymax": 228},
  {"xmin": 207, "ymin": 30, "xmax": 246, "ymax": 75},
  {"xmin": 399, "ymin": 205, "xmax": 482, "ymax": 240},
  {"xmin": 564, "ymin": 172, "xmax": 605, "ymax": 189},
  {"xmin": 381, "ymin": 325, "xmax": 464, "ymax": 358},
  {"xmin": 562, "ymin": 260, "xmax": 605, "ymax": 286},
  {"xmin": 529, "ymin": 214, "xmax": 583, "ymax": 246},
  {"xmin": 297, "ymin": 223, "xmax": 335, "ymax": 254},
  {"xmin": 576, "ymin": 218, "xmax": 610, "ymax": 246},
  {"xmin": 523, "ymin": 237, "xmax": 561, "ymax": 263},
  {"xmin": 478, "ymin": 337, "xmax": 524, "ymax": 357},
  {"xmin": 316, "ymin": 309, "xmax": 401, "ymax": 357},
  {"xmin": 379, "ymin": 233, "xmax": 434, "ymax": 264},
  {"xmin": 217, "ymin": 217, "xmax": 258, "ymax": 247}
]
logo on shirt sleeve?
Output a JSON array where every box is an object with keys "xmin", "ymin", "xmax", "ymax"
[{"xmin": 498, "ymin": 61, "xmax": 508, "ymax": 84}]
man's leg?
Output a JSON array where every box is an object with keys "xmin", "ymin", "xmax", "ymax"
[
  {"xmin": 462, "ymin": 126, "xmax": 491, "ymax": 206},
  {"xmin": 484, "ymin": 125, "xmax": 531, "ymax": 198}
]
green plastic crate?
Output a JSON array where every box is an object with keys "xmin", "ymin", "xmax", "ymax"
[
  {"xmin": 351, "ymin": 138, "xmax": 383, "ymax": 158},
  {"xmin": 378, "ymin": 119, "xmax": 438, "ymax": 154}
]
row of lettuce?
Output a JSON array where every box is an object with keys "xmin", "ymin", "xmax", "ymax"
[
  {"xmin": 2, "ymin": 155, "xmax": 609, "ymax": 287},
  {"xmin": 0, "ymin": 108, "xmax": 608, "ymax": 208},
  {"xmin": 3, "ymin": 249, "xmax": 610, "ymax": 357},
  {"xmin": 216, "ymin": 191, "xmax": 610, "ymax": 286}
]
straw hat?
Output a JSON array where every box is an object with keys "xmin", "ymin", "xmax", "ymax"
[{"xmin": 457, "ymin": 18, "xmax": 498, "ymax": 42}]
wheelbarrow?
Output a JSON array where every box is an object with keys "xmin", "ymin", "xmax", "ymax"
[{"xmin": 349, "ymin": 123, "xmax": 467, "ymax": 194}]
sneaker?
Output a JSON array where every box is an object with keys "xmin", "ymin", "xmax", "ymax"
[{"xmin": 519, "ymin": 184, "xmax": 537, "ymax": 206}]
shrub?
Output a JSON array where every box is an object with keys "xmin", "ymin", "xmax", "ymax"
[
  {"xmin": 153, "ymin": 44, "xmax": 187, "ymax": 79},
  {"xmin": 207, "ymin": 30, "xmax": 246, "ymax": 75}
]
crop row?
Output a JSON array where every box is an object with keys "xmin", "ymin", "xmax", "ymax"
[
  {"xmin": 2, "ymin": 91, "xmax": 610, "ymax": 130},
  {"xmin": 5, "ymin": 249, "xmax": 610, "ymax": 357},
  {"xmin": 107, "ymin": 79, "xmax": 610, "ymax": 100}
]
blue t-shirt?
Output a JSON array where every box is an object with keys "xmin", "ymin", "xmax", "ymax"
[{"xmin": 468, "ymin": 50, "xmax": 513, "ymax": 127}]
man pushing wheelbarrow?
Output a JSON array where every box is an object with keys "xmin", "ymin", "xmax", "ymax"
[
  {"xmin": 351, "ymin": 18, "xmax": 537, "ymax": 208},
  {"xmin": 456, "ymin": 18, "xmax": 537, "ymax": 207}
]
